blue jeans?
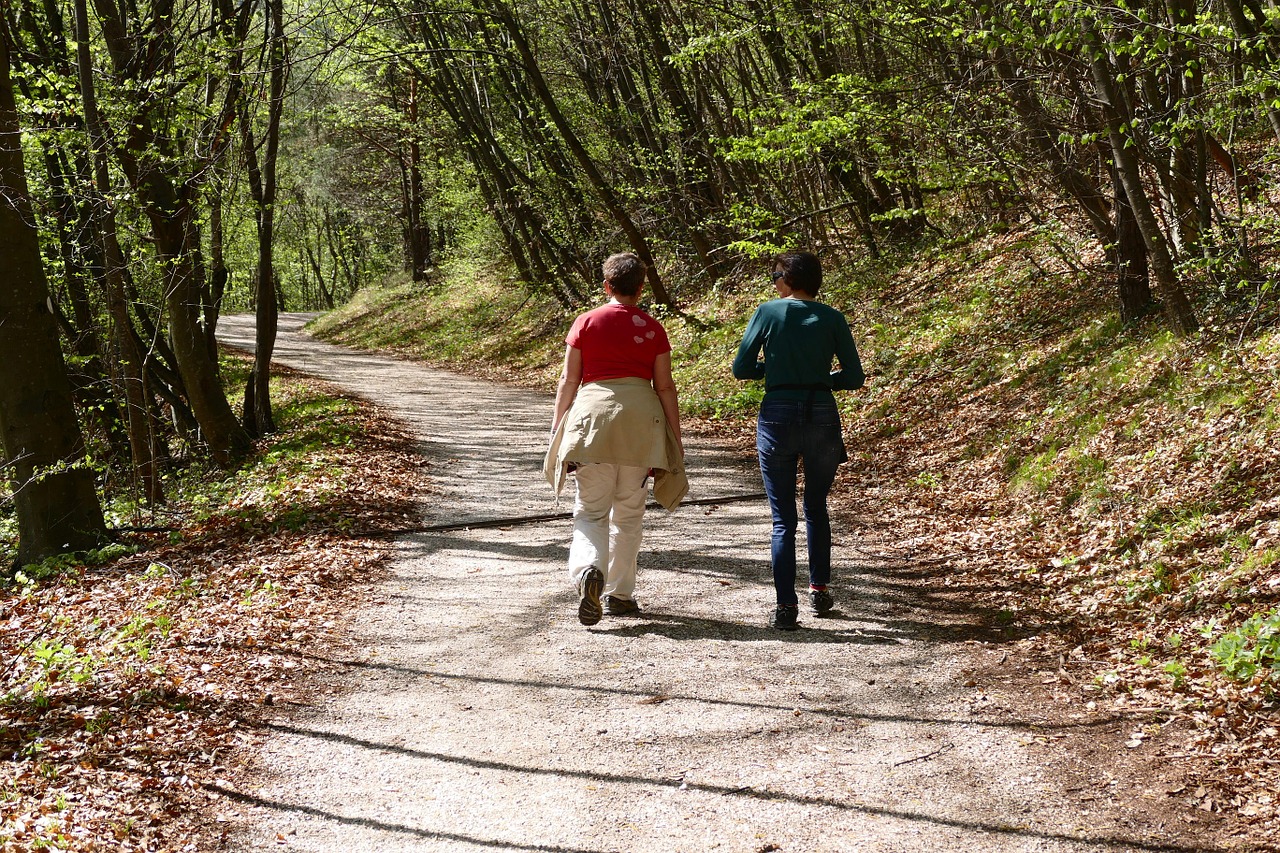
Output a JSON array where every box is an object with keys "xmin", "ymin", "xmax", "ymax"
[{"xmin": 757, "ymin": 398, "xmax": 846, "ymax": 607}]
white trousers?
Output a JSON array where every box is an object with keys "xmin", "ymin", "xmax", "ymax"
[{"xmin": 568, "ymin": 462, "xmax": 649, "ymax": 600}]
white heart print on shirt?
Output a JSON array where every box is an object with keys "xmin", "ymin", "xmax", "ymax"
[{"xmin": 632, "ymin": 312, "xmax": 649, "ymax": 344}]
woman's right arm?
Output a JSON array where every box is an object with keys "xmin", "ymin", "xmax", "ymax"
[
  {"xmin": 551, "ymin": 345, "xmax": 584, "ymax": 433},
  {"xmin": 732, "ymin": 308, "xmax": 767, "ymax": 380}
]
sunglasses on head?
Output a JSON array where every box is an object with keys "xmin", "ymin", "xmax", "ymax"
[{"xmin": 770, "ymin": 271, "xmax": 785, "ymax": 281}]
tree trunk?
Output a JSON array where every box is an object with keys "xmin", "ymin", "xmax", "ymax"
[
  {"xmin": 1218, "ymin": 0, "xmax": 1280, "ymax": 144},
  {"xmin": 13, "ymin": 1, "xmax": 132, "ymax": 465},
  {"xmin": 992, "ymin": 48, "xmax": 1115, "ymax": 244},
  {"xmin": 141, "ymin": 187, "xmax": 251, "ymax": 465},
  {"xmin": 1085, "ymin": 23, "xmax": 1199, "ymax": 336},
  {"xmin": 241, "ymin": 0, "xmax": 287, "ymax": 437},
  {"xmin": 406, "ymin": 75, "xmax": 432, "ymax": 281},
  {"xmin": 0, "ymin": 37, "xmax": 108, "ymax": 564},
  {"xmin": 45, "ymin": 185, "xmax": 132, "ymax": 462},
  {"xmin": 1112, "ymin": 172, "xmax": 1155, "ymax": 324},
  {"xmin": 209, "ymin": 170, "xmax": 229, "ymax": 332},
  {"xmin": 1157, "ymin": 0, "xmax": 1207, "ymax": 253},
  {"xmin": 90, "ymin": 0, "xmax": 253, "ymax": 467},
  {"xmin": 74, "ymin": 0, "xmax": 163, "ymax": 502}
]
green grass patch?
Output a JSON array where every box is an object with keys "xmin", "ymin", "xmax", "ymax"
[
  {"xmin": 158, "ymin": 373, "xmax": 367, "ymax": 535},
  {"xmin": 1009, "ymin": 447, "xmax": 1059, "ymax": 494},
  {"xmin": 310, "ymin": 259, "xmax": 567, "ymax": 385},
  {"xmin": 0, "ymin": 511, "xmax": 16, "ymax": 573}
]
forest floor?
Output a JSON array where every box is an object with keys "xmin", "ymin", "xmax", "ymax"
[
  {"xmin": 200, "ymin": 312, "xmax": 1272, "ymax": 852},
  {"xmin": 0, "ymin": 348, "xmax": 429, "ymax": 851}
]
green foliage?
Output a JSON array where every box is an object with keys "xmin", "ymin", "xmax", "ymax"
[
  {"xmin": 1210, "ymin": 609, "xmax": 1280, "ymax": 688},
  {"xmin": 1240, "ymin": 547, "xmax": 1280, "ymax": 576},
  {"xmin": 1123, "ymin": 561, "xmax": 1175, "ymax": 604},
  {"xmin": 692, "ymin": 383, "xmax": 764, "ymax": 420},
  {"xmin": 1162, "ymin": 658, "xmax": 1187, "ymax": 686},
  {"xmin": 1010, "ymin": 449, "xmax": 1058, "ymax": 494},
  {"xmin": 0, "ymin": 511, "xmax": 15, "ymax": 574},
  {"xmin": 27, "ymin": 639, "xmax": 98, "ymax": 698},
  {"xmin": 163, "ymin": 381, "xmax": 363, "ymax": 535},
  {"xmin": 911, "ymin": 471, "xmax": 942, "ymax": 490},
  {"xmin": 9, "ymin": 543, "xmax": 135, "ymax": 585}
]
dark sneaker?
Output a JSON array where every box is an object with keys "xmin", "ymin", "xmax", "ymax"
[
  {"xmin": 577, "ymin": 567, "xmax": 604, "ymax": 626},
  {"xmin": 604, "ymin": 595, "xmax": 641, "ymax": 616},
  {"xmin": 770, "ymin": 605, "xmax": 799, "ymax": 631},
  {"xmin": 809, "ymin": 588, "xmax": 834, "ymax": 616}
]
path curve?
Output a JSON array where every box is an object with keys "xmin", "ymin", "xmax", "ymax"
[{"xmin": 214, "ymin": 313, "xmax": 1197, "ymax": 853}]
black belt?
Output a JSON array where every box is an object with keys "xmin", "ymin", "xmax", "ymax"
[
  {"xmin": 766, "ymin": 383, "xmax": 831, "ymax": 421},
  {"xmin": 768, "ymin": 383, "xmax": 831, "ymax": 392}
]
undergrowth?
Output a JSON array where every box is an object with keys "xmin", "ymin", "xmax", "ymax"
[{"xmin": 307, "ymin": 252, "xmax": 567, "ymax": 388}]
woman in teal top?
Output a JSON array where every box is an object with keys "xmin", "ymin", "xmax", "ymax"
[{"xmin": 732, "ymin": 252, "xmax": 864, "ymax": 630}]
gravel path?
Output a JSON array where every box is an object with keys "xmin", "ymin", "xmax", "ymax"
[{"xmin": 214, "ymin": 313, "xmax": 1206, "ymax": 853}]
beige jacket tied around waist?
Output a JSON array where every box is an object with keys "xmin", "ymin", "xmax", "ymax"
[{"xmin": 544, "ymin": 377, "xmax": 688, "ymax": 511}]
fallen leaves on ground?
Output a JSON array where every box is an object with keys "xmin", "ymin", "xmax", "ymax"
[{"xmin": 0, "ymin": 371, "xmax": 430, "ymax": 851}]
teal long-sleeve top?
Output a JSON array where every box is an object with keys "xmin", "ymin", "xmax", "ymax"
[{"xmin": 732, "ymin": 298, "xmax": 865, "ymax": 401}]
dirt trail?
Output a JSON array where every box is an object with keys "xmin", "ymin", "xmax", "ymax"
[{"xmin": 214, "ymin": 313, "xmax": 1210, "ymax": 853}]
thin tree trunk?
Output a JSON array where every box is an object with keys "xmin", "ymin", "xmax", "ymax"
[
  {"xmin": 12, "ymin": 3, "xmax": 132, "ymax": 466},
  {"xmin": 1085, "ymin": 23, "xmax": 1199, "ymax": 336},
  {"xmin": 209, "ymin": 169, "xmax": 229, "ymax": 331},
  {"xmin": 992, "ymin": 48, "xmax": 1115, "ymax": 243},
  {"xmin": 74, "ymin": 0, "xmax": 163, "ymax": 502},
  {"xmin": 1112, "ymin": 170, "xmax": 1155, "ymax": 324},
  {"xmin": 44, "ymin": 166, "xmax": 132, "ymax": 462},
  {"xmin": 1218, "ymin": 0, "xmax": 1280, "ymax": 143},
  {"xmin": 242, "ymin": 0, "xmax": 287, "ymax": 437},
  {"xmin": 491, "ymin": 0, "xmax": 673, "ymax": 306},
  {"xmin": 406, "ymin": 75, "xmax": 431, "ymax": 280}
]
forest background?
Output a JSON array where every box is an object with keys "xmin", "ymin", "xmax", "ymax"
[{"xmin": 2, "ymin": 0, "xmax": 1280, "ymax": 848}]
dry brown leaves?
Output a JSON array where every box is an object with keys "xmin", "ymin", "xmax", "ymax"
[{"xmin": 0, "ymin": 374, "xmax": 430, "ymax": 851}]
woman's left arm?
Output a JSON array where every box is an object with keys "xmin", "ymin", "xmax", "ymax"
[
  {"xmin": 830, "ymin": 320, "xmax": 866, "ymax": 391},
  {"xmin": 652, "ymin": 352, "xmax": 683, "ymax": 457}
]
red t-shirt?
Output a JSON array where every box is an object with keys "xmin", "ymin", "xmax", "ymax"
[{"xmin": 567, "ymin": 303, "xmax": 671, "ymax": 383}]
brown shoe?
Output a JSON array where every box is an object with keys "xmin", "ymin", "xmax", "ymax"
[
  {"xmin": 604, "ymin": 595, "xmax": 641, "ymax": 616},
  {"xmin": 577, "ymin": 567, "xmax": 604, "ymax": 626}
]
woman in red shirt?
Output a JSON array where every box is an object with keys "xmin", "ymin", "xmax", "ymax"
[{"xmin": 547, "ymin": 253, "xmax": 684, "ymax": 626}]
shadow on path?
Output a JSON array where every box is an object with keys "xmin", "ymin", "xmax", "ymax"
[{"xmin": 224, "ymin": 723, "xmax": 1221, "ymax": 853}]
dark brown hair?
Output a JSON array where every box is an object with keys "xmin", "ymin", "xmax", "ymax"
[
  {"xmin": 774, "ymin": 251, "xmax": 822, "ymax": 296},
  {"xmin": 603, "ymin": 252, "xmax": 646, "ymax": 296}
]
